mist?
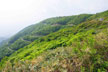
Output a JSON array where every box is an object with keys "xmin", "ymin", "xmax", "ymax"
[{"xmin": 0, "ymin": 0, "xmax": 108, "ymax": 37}]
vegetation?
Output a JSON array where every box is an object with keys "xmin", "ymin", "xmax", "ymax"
[
  {"xmin": 0, "ymin": 13, "xmax": 92, "ymax": 60},
  {"xmin": 0, "ymin": 10, "xmax": 108, "ymax": 72}
]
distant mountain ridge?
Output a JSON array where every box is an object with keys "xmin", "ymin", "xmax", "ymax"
[
  {"xmin": 0, "ymin": 37, "xmax": 5, "ymax": 42},
  {"xmin": 0, "ymin": 37, "xmax": 7, "ymax": 45}
]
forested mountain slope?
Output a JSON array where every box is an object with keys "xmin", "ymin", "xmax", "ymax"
[
  {"xmin": 88, "ymin": 10, "xmax": 108, "ymax": 21},
  {"xmin": 0, "ymin": 10, "xmax": 108, "ymax": 72},
  {"xmin": 0, "ymin": 14, "xmax": 92, "ymax": 60}
]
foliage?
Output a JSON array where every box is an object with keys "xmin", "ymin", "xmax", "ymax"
[
  {"xmin": 0, "ymin": 10, "xmax": 108, "ymax": 72},
  {"xmin": 0, "ymin": 13, "xmax": 92, "ymax": 60}
]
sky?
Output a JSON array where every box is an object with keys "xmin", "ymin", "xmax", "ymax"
[{"xmin": 0, "ymin": 0, "xmax": 108, "ymax": 37}]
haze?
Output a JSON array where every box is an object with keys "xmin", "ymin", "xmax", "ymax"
[{"xmin": 0, "ymin": 0, "xmax": 108, "ymax": 37}]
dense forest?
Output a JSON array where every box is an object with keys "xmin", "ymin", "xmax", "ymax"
[{"xmin": 0, "ymin": 10, "xmax": 108, "ymax": 72}]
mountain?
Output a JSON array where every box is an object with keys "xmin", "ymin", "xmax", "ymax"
[
  {"xmin": 0, "ymin": 38, "xmax": 4, "ymax": 43},
  {"xmin": 0, "ymin": 37, "xmax": 7, "ymax": 46},
  {"xmin": 88, "ymin": 10, "xmax": 108, "ymax": 20},
  {"xmin": 0, "ymin": 37, "xmax": 6, "ymax": 42},
  {"xmin": 0, "ymin": 14, "xmax": 92, "ymax": 60},
  {"xmin": 0, "ymin": 10, "xmax": 108, "ymax": 72}
]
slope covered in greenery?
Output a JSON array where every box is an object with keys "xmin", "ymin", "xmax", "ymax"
[
  {"xmin": 1, "ymin": 20, "xmax": 108, "ymax": 72},
  {"xmin": 88, "ymin": 10, "xmax": 108, "ymax": 21},
  {"xmin": 0, "ymin": 10, "xmax": 108, "ymax": 72},
  {"xmin": 0, "ymin": 14, "xmax": 92, "ymax": 60}
]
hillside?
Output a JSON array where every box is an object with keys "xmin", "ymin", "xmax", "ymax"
[
  {"xmin": 88, "ymin": 10, "xmax": 108, "ymax": 21},
  {"xmin": 0, "ymin": 14, "xmax": 92, "ymax": 60},
  {"xmin": 0, "ymin": 10, "xmax": 108, "ymax": 72}
]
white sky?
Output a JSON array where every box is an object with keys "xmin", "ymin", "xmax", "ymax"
[{"xmin": 0, "ymin": 0, "xmax": 108, "ymax": 37}]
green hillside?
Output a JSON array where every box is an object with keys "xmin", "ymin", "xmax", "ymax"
[
  {"xmin": 0, "ymin": 14, "xmax": 92, "ymax": 60},
  {"xmin": 0, "ymin": 10, "xmax": 108, "ymax": 72},
  {"xmin": 88, "ymin": 10, "xmax": 108, "ymax": 21}
]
